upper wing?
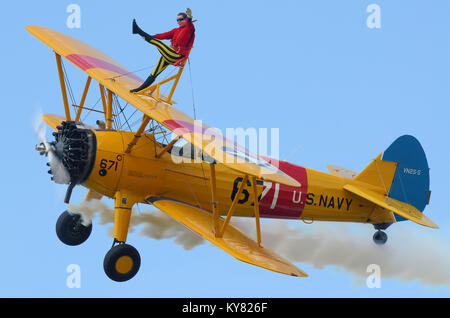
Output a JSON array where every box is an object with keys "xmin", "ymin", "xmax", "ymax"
[
  {"xmin": 147, "ymin": 196, "xmax": 308, "ymax": 277},
  {"xmin": 27, "ymin": 25, "xmax": 300, "ymax": 188}
]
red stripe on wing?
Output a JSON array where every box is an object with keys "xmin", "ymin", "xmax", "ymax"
[{"xmin": 66, "ymin": 54, "xmax": 142, "ymax": 82}]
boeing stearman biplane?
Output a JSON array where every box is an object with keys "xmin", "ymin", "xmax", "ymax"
[{"xmin": 29, "ymin": 25, "xmax": 438, "ymax": 282}]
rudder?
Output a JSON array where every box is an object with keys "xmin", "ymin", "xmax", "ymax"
[{"xmin": 382, "ymin": 135, "xmax": 431, "ymax": 220}]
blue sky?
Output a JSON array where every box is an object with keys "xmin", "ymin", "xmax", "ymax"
[{"xmin": 1, "ymin": 0, "xmax": 449, "ymax": 297}]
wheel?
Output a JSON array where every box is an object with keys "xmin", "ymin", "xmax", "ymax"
[
  {"xmin": 373, "ymin": 230, "xmax": 388, "ymax": 245},
  {"xmin": 103, "ymin": 244, "xmax": 141, "ymax": 282},
  {"xmin": 56, "ymin": 211, "xmax": 92, "ymax": 246}
]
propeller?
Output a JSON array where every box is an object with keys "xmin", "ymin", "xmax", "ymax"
[
  {"xmin": 34, "ymin": 116, "xmax": 71, "ymax": 185},
  {"xmin": 34, "ymin": 115, "xmax": 97, "ymax": 203}
]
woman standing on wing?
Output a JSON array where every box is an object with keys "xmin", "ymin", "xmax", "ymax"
[{"xmin": 130, "ymin": 8, "xmax": 195, "ymax": 93}]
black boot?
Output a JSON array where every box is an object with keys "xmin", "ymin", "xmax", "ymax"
[
  {"xmin": 132, "ymin": 19, "xmax": 140, "ymax": 34},
  {"xmin": 130, "ymin": 74, "xmax": 156, "ymax": 93},
  {"xmin": 132, "ymin": 19, "xmax": 154, "ymax": 41}
]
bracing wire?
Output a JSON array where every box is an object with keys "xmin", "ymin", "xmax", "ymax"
[
  {"xmin": 61, "ymin": 60, "xmax": 77, "ymax": 117},
  {"xmin": 187, "ymin": 57, "xmax": 197, "ymax": 120},
  {"xmin": 81, "ymin": 97, "xmax": 101, "ymax": 123},
  {"xmin": 107, "ymin": 64, "xmax": 156, "ymax": 80},
  {"xmin": 112, "ymin": 97, "xmax": 120, "ymax": 130},
  {"xmin": 185, "ymin": 57, "xmax": 210, "ymax": 215},
  {"xmin": 115, "ymin": 96, "xmax": 133, "ymax": 131},
  {"xmin": 120, "ymin": 108, "xmax": 139, "ymax": 130}
]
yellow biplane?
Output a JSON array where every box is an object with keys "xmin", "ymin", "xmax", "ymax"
[{"xmin": 29, "ymin": 25, "xmax": 438, "ymax": 282}]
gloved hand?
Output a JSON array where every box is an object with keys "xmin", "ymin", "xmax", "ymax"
[{"xmin": 186, "ymin": 8, "xmax": 192, "ymax": 19}]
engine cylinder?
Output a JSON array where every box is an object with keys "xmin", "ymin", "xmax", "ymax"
[{"xmin": 51, "ymin": 121, "xmax": 97, "ymax": 185}]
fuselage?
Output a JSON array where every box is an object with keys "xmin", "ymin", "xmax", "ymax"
[{"xmin": 83, "ymin": 129, "xmax": 391, "ymax": 225}]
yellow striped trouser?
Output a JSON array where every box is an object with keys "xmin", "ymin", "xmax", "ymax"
[{"xmin": 148, "ymin": 38, "xmax": 184, "ymax": 78}]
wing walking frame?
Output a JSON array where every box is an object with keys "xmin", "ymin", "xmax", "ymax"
[{"xmin": 131, "ymin": 48, "xmax": 192, "ymax": 105}]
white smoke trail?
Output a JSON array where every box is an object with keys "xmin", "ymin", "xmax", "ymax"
[
  {"xmin": 67, "ymin": 200, "xmax": 204, "ymax": 250},
  {"xmin": 231, "ymin": 219, "xmax": 450, "ymax": 287},
  {"xmin": 67, "ymin": 199, "xmax": 450, "ymax": 286},
  {"xmin": 33, "ymin": 113, "xmax": 46, "ymax": 142}
]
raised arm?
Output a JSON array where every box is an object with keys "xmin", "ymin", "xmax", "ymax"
[{"xmin": 186, "ymin": 8, "xmax": 195, "ymax": 25}]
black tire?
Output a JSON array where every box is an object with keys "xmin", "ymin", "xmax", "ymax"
[
  {"xmin": 373, "ymin": 230, "xmax": 388, "ymax": 245},
  {"xmin": 103, "ymin": 244, "xmax": 141, "ymax": 282},
  {"xmin": 56, "ymin": 211, "xmax": 92, "ymax": 246}
]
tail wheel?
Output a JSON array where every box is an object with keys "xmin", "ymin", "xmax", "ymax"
[
  {"xmin": 56, "ymin": 211, "xmax": 92, "ymax": 246},
  {"xmin": 373, "ymin": 230, "xmax": 388, "ymax": 245},
  {"xmin": 104, "ymin": 244, "xmax": 141, "ymax": 282}
]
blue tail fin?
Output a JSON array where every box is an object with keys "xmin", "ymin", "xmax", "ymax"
[{"xmin": 382, "ymin": 135, "xmax": 431, "ymax": 221}]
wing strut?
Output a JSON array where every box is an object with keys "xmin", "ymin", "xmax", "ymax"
[
  {"xmin": 74, "ymin": 76, "xmax": 92, "ymax": 121},
  {"xmin": 55, "ymin": 53, "xmax": 71, "ymax": 121},
  {"xmin": 209, "ymin": 163, "xmax": 263, "ymax": 246},
  {"xmin": 156, "ymin": 136, "xmax": 181, "ymax": 158},
  {"xmin": 217, "ymin": 174, "xmax": 248, "ymax": 238},
  {"xmin": 125, "ymin": 115, "xmax": 151, "ymax": 154},
  {"xmin": 209, "ymin": 163, "xmax": 220, "ymax": 235},
  {"xmin": 99, "ymin": 84, "xmax": 114, "ymax": 129},
  {"xmin": 106, "ymin": 89, "xmax": 113, "ymax": 129},
  {"xmin": 99, "ymin": 84, "xmax": 107, "ymax": 122},
  {"xmin": 251, "ymin": 176, "xmax": 262, "ymax": 246}
]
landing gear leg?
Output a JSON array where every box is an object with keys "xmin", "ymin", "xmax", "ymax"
[{"xmin": 103, "ymin": 190, "xmax": 141, "ymax": 282}]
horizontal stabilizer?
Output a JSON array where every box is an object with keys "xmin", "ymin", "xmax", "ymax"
[
  {"xmin": 343, "ymin": 184, "xmax": 438, "ymax": 229},
  {"xmin": 147, "ymin": 196, "xmax": 307, "ymax": 277}
]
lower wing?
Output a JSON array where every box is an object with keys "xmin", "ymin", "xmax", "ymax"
[{"xmin": 147, "ymin": 196, "xmax": 308, "ymax": 277}]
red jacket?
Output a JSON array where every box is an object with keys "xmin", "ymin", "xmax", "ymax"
[{"xmin": 155, "ymin": 19, "xmax": 195, "ymax": 56}]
